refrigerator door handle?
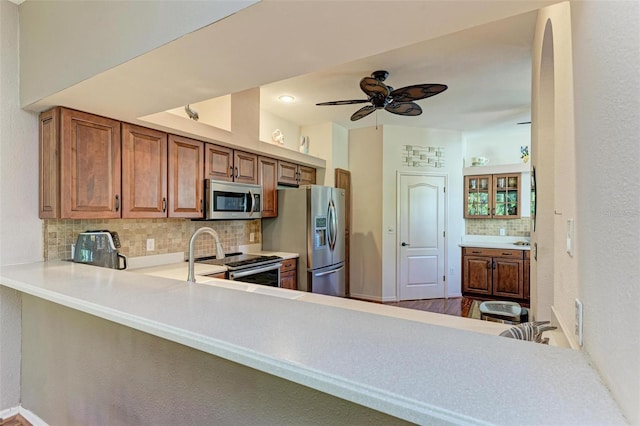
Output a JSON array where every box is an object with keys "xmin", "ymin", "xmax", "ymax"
[
  {"xmin": 314, "ymin": 265, "xmax": 344, "ymax": 277},
  {"xmin": 328, "ymin": 199, "xmax": 337, "ymax": 250}
]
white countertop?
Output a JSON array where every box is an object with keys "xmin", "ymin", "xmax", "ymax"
[
  {"xmin": 0, "ymin": 261, "xmax": 625, "ymax": 425},
  {"xmin": 460, "ymin": 236, "xmax": 531, "ymax": 251}
]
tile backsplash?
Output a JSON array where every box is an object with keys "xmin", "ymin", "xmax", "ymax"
[
  {"xmin": 43, "ymin": 219, "xmax": 261, "ymax": 261},
  {"xmin": 465, "ymin": 218, "xmax": 531, "ymax": 237}
]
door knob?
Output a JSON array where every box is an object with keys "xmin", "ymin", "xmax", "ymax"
[{"xmin": 401, "ymin": 242, "xmax": 410, "ymax": 246}]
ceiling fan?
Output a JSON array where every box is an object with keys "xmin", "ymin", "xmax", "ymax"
[{"xmin": 316, "ymin": 70, "xmax": 448, "ymax": 121}]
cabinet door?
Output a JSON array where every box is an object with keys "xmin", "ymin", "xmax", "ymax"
[
  {"xmin": 464, "ymin": 175, "xmax": 492, "ymax": 218},
  {"xmin": 60, "ymin": 108, "xmax": 121, "ymax": 219},
  {"xmin": 258, "ymin": 156, "xmax": 278, "ymax": 218},
  {"xmin": 462, "ymin": 256, "xmax": 492, "ymax": 295},
  {"xmin": 39, "ymin": 108, "xmax": 60, "ymax": 218},
  {"xmin": 204, "ymin": 143, "xmax": 233, "ymax": 182},
  {"xmin": 122, "ymin": 124, "xmax": 167, "ymax": 218},
  {"xmin": 277, "ymin": 160, "xmax": 299, "ymax": 186},
  {"xmin": 168, "ymin": 135, "xmax": 203, "ymax": 218},
  {"xmin": 233, "ymin": 150, "xmax": 258, "ymax": 184},
  {"xmin": 298, "ymin": 165, "xmax": 316, "ymax": 185},
  {"xmin": 492, "ymin": 258, "xmax": 524, "ymax": 299},
  {"xmin": 493, "ymin": 173, "xmax": 520, "ymax": 218},
  {"xmin": 280, "ymin": 271, "xmax": 297, "ymax": 290}
]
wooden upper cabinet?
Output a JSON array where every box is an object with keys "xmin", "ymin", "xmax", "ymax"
[
  {"xmin": 277, "ymin": 161, "xmax": 316, "ymax": 186},
  {"xmin": 39, "ymin": 108, "xmax": 59, "ymax": 218},
  {"xmin": 60, "ymin": 108, "xmax": 121, "ymax": 219},
  {"xmin": 205, "ymin": 144, "xmax": 234, "ymax": 182},
  {"xmin": 121, "ymin": 123, "xmax": 167, "ymax": 218},
  {"xmin": 205, "ymin": 143, "xmax": 258, "ymax": 184},
  {"xmin": 233, "ymin": 150, "xmax": 258, "ymax": 184},
  {"xmin": 258, "ymin": 156, "xmax": 278, "ymax": 218},
  {"xmin": 298, "ymin": 165, "xmax": 316, "ymax": 186},
  {"xmin": 168, "ymin": 135, "xmax": 204, "ymax": 218},
  {"xmin": 277, "ymin": 160, "xmax": 299, "ymax": 186}
]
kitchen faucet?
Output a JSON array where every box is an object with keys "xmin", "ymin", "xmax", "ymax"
[{"xmin": 187, "ymin": 227, "xmax": 225, "ymax": 283}]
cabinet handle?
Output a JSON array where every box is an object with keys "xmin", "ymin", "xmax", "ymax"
[
  {"xmin": 235, "ymin": 166, "xmax": 239, "ymax": 179},
  {"xmin": 162, "ymin": 197, "xmax": 167, "ymax": 213},
  {"xmin": 492, "ymin": 260, "xmax": 496, "ymax": 269},
  {"xmin": 501, "ymin": 252, "xmax": 512, "ymax": 256},
  {"xmin": 486, "ymin": 260, "xmax": 491, "ymax": 269},
  {"xmin": 472, "ymin": 250, "xmax": 481, "ymax": 254},
  {"xmin": 115, "ymin": 195, "xmax": 120, "ymax": 212},
  {"xmin": 200, "ymin": 199, "xmax": 203, "ymax": 212},
  {"xmin": 229, "ymin": 165, "xmax": 234, "ymax": 177}
]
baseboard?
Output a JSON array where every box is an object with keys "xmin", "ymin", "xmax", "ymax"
[
  {"xmin": 349, "ymin": 292, "xmax": 387, "ymax": 303},
  {"xmin": 0, "ymin": 405, "xmax": 48, "ymax": 426},
  {"xmin": 0, "ymin": 407, "xmax": 19, "ymax": 421},
  {"xmin": 551, "ymin": 305, "xmax": 576, "ymax": 350}
]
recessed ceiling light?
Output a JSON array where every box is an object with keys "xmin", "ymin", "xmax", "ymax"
[{"xmin": 278, "ymin": 95, "xmax": 295, "ymax": 103}]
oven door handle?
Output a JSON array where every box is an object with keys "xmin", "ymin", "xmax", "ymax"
[{"xmin": 228, "ymin": 262, "xmax": 282, "ymax": 279}]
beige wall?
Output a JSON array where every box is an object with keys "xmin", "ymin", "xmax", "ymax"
[{"xmin": 569, "ymin": 1, "xmax": 640, "ymax": 423}]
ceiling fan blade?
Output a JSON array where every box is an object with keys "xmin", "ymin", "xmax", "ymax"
[
  {"xmin": 385, "ymin": 102, "xmax": 422, "ymax": 116},
  {"xmin": 350, "ymin": 105, "xmax": 376, "ymax": 121},
  {"xmin": 390, "ymin": 84, "xmax": 448, "ymax": 102},
  {"xmin": 316, "ymin": 99, "xmax": 369, "ymax": 106},
  {"xmin": 360, "ymin": 77, "xmax": 389, "ymax": 98}
]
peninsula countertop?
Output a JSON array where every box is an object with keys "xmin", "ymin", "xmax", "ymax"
[{"xmin": 0, "ymin": 261, "xmax": 624, "ymax": 425}]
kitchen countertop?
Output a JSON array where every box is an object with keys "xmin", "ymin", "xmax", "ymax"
[
  {"xmin": 459, "ymin": 236, "xmax": 531, "ymax": 251},
  {"xmin": 0, "ymin": 261, "xmax": 625, "ymax": 425}
]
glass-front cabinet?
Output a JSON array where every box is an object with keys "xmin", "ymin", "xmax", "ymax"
[{"xmin": 465, "ymin": 173, "xmax": 521, "ymax": 219}]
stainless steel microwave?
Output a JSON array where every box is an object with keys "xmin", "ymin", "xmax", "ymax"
[{"xmin": 204, "ymin": 180, "xmax": 262, "ymax": 220}]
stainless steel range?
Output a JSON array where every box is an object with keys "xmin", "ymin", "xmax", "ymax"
[{"xmin": 197, "ymin": 254, "xmax": 283, "ymax": 287}]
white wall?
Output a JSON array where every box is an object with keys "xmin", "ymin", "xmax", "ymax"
[
  {"xmin": 349, "ymin": 125, "xmax": 463, "ymax": 301},
  {"xmin": 18, "ymin": 0, "xmax": 256, "ymax": 107},
  {"xmin": 0, "ymin": 0, "xmax": 42, "ymax": 410},
  {"xmin": 259, "ymin": 109, "xmax": 301, "ymax": 151},
  {"xmin": 463, "ymin": 123, "xmax": 530, "ymax": 166},
  {"xmin": 570, "ymin": 1, "xmax": 640, "ymax": 423},
  {"xmin": 300, "ymin": 122, "xmax": 349, "ymax": 186},
  {"xmin": 382, "ymin": 126, "xmax": 464, "ymax": 300}
]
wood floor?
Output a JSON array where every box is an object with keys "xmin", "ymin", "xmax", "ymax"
[
  {"xmin": 0, "ymin": 415, "xmax": 31, "ymax": 426},
  {"xmin": 384, "ymin": 296, "xmax": 477, "ymax": 318}
]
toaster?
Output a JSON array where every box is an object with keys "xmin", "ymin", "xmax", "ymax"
[{"xmin": 73, "ymin": 230, "xmax": 127, "ymax": 270}]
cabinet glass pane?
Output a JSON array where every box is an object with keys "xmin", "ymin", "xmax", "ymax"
[
  {"xmin": 479, "ymin": 192, "xmax": 489, "ymax": 203},
  {"xmin": 508, "ymin": 203, "xmax": 517, "ymax": 215},
  {"xmin": 495, "ymin": 204, "xmax": 505, "ymax": 215},
  {"xmin": 507, "ymin": 192, "xmax": 517, "ymax": 203},
  {"xmin": 496, "ymin": 192, "xmax": 505, "ymax": 202},
  {"xmin": 479, "ymin": 205, "xmax": 489, "ymax": 215},
  {"xmin": 508, "ymin": 177, "xmax": 518, "ymax": 187},
  {"xmin": 469, "ymin": 179, "xmax": 477, "ymax": 189}
]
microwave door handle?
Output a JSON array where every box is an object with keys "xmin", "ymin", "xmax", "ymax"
[{"xmin": 248, "ymin": 190, "xmax": 255, "ymax": 215}]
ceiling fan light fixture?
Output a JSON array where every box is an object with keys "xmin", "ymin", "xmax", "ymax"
[
  {"xmin": 316, "ymin": 70, "xmax": 447, "ymax": 121},
  {"xmin": 278, "ymin": 95, "xmax": 295, "ymax": 103}
]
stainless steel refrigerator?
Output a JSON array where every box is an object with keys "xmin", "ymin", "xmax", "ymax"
[{"xmin": 262, "ymin": 185, "xmax": 345, "ymax": 297}]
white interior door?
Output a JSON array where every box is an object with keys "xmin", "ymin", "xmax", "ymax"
[{"xmin": 398, "ymin": 173, "xmax": 446, "ymax": 300}]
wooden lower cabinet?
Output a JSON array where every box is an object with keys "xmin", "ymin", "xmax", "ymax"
[
  {"xmin": 280, "ymin": 258, "xmax": 297, "ymax": 290},
  {"xmin": 462, "ymin": 247, "xmax": 528, "ymax": 301}
]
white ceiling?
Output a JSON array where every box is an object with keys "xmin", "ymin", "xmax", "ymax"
[
  {"xmin": 25, "ymin": 1, "xmax": 548, "ymax": 135},
  {"xmin": 261, "ymin": 10, "xmax": 537, "ymax": 132}
]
